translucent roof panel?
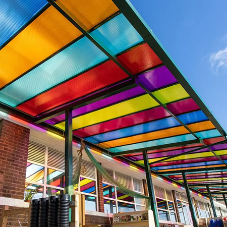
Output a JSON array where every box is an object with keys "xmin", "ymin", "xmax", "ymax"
[
  {"xmin": 17, "ymin": 60, "xmax": 128, "ymax": 116},
  {"xmin": 0, "ymin": 0, "xmax": 47, "ymax": 47},
  {"xmin": 56, "ymin": 0, "xmax": 119, "ymax": 30},
  {"xmin": 0, "ymin": 37, "xmax": 108, "ymax": 107},
  {"xmin": 0, "ymin": 6, "xmax": 82, "ymax": 89}
]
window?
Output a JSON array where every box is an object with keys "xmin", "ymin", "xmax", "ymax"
[
  {"xmin": 117, "ymin": 188, "xmax": 134, "ymax": 203},
  {"xmin": 26, "ymin": 162, "xmax": 44, "ymax": 184},
  {"xmin": 104, "ymin": 199, "xmax": 117, "ymax": 213},
  {"xmin": 168, "ymin": 201, "xmax": 177, "ymax": 222},
  {"xmin": 80, "ymin": 177, "xmax": 96, "ymax": 194},
  {"xmin": 157, "ymin": 198, "xmax": 168, "ymax": 210},
  {"xmin": 176, "ymin": 193, "xmax": 192, "ymax": 225},
  {"xmin": 154, "ymin": 186, "xmax": 177, "ymax": 221},
  {"xmin": 85, "ymin": 195, "xmax": 97, "ymax": 211},
  {"xmin": 182, "ymin": 203, "xmax": 192, "ymax": 225},
  {"xmin": 118, "ymin": 202, "xmax": 135, "ymax": 212},
  {"xmin": 158, "ymin": 210, "xmax": 169, "ymax": 221},
  {"xmin": 24, "ymin": 183, "xmax": 43, "ymax": 200},
  {"xmin": 46, "ymin": 187, "xmax": 63, "ymax": 197},
  {"xmin": 27, "ymin": 140, "xmax": 216, "ymax": 221},
  {"xmin": 177, "ymin": 200, "xmax": 185, "ymax": 223},
  {"xmin": 195, "ymin": 201, "xmax": 211, "ymax": 218},
  {"xmin": 102, "ymin": 170, "xmax": 145, "ymax": 213},
  {"xmin": 170, "ymin": 212, "xmax": 177, "ymax": 222},
  {"xmin": 216, "ymin": 207, "xmax": 222, "ymax": 217},
  {"xmin": 103, "ymin": 183, "xmax": 115, "ymax": 199},
  {"xmin": 136, "ymin": 205, "xmax": 145, "ymax": 211},
  {"xmin": 25, "ymin": 140, "xmax": 98, "ymax": 211},
  {"xmin": 47, "ymin": 168, "xmax": 64, "ymax": 188}
]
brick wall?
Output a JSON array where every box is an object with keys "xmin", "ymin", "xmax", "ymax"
[
  {"xmin": 97, "ymin": 169, "xmax": 104, "ymax": 212},
  {"xmin": 142, "ymin": 179, "xmax": 149, "ymax": 196},
  {"xmin": 85, "ymin": 214, "xmax": 112, "ymax": 227},
  {"xmin": 0, "ymin": 119, "xmax": 30, "ymax": 220}
]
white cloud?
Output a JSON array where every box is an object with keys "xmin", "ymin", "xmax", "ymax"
[{"xmin": 210, "ymin": 46, "xmax": 227, "ymax": 74}]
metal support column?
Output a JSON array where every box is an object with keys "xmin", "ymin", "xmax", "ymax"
[
  {"xmin": 65, "ymin": 108, "xmax": 73, "ymax": 195},
  {"xmin": 206, "ymin": 185, "xmax": 217, "ymax": 217},
  {"xmin": 223, "ymin": 194, "xmax": 227, "ymax": 209},
  {"xmin": 143, "ymin": 151, "xmax": 159, "ymax": 227},
  {"xmin": 182, "ymin": 172, "xmax": 198, "ymax": 227}
]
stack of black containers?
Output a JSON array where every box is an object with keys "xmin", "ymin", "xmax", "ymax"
[
  {"xmin": 30, "ymin": 194, "xmax": 69, "ymax": 227},
  {"xmin": 57, "ymin": 194, "xmax": 70, "ymax": 227}
]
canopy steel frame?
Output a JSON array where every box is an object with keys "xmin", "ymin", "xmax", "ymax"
[
  {"xmin": 139, "ymin": 82, "xmax": 227, "ymax": 167},
  {"xmin": 143, "ymin": 151, "xmax": 160, "ymax": 227},
  {"xmin": 0, "ymin": 0, "xmax": 226, "ymax": 200},
  {"xmin": 120, "ymin": 153, "xmax": 200, "ymax": 195},
  {"xmin": 0, "ymin": 102, "xmax": 205, "ymax": 198},
  {"xmin": 182, "ymin": 172, "xmax": 198, "ymax": 227},
  {"xmin": 158, "ymin": 166, "xmax": 227, "ymax": 175},
  {"xmin": 0, "ymin": 102, "xmax": 144, "ymax": 170},
  {"xmin": 47, "ymin": 0, "xmax": 227, "ymax": 168},
  {"xmin": 65, "ymin": 108, "xmax": 73, "ymax": 194},
  {"xmin": 149, "ymin": 139, "xmax": 227, "ymax": 165},
  {"xmin": 112, "ymin": 0, "xmax": 226, "ymax": 138}
]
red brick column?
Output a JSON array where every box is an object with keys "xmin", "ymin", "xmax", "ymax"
[
  {"xmin": 96, "ymin": 169, "xmax": 104, "ymax": 212},
  {"xmin": 0, "ymin": 119, "xmax": 30, "ymax": 217},
  {"xmin": 142, "ymin": 179, "xmax": 149, "ymax": 196}
]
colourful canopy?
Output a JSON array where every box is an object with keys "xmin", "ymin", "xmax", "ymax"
[{"xmin": 1, "ymin": 0, "xmax": 227, "ymax": 197}]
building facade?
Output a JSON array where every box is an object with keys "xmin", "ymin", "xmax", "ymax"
[{"xmin": 0, "ymin": 115, "xmax": 226, "ymax": 226}]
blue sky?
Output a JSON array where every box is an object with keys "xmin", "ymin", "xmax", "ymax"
[{"xmin": 130, "ymin": 0, "xmax": 227, "ymax": 132}]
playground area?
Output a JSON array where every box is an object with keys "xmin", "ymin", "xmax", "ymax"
[{"xmin": 1, "ymin": 0, "xmax": 227, "ymax": 226}]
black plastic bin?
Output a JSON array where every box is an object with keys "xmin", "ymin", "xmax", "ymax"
[
  {"xmin": 58, "ymin": 194, "xmax": 70, "ymax": 227},
  {"xmin": 38, "ymin": 198, "xmax": 48, "ymax": 227},
  {"xmin": 48, "ymin": 196, "xmax": 58, "ymax": 227},
  {"xmin": 30, "ymin": 199, "xmax": 39, "ymax": 227}
]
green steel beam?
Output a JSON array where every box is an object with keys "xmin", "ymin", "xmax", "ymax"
[
  {"xmin": 143, "ymin": 151, "xmax": 160, "ymax": 227},
  {"xmin": 65, "ymin": 108, "xmax": 73, "ymax": 195},
  {"xmin": 223, "ymin": 194, "xmax": 227, "ymax": 209},
  {"xmin": 206, "ymin": 185, "xmax": 217, "ymax": 217},
  {"xmin": 182, "ymin": 173, "xmax": 198, "ymax": 227}
]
